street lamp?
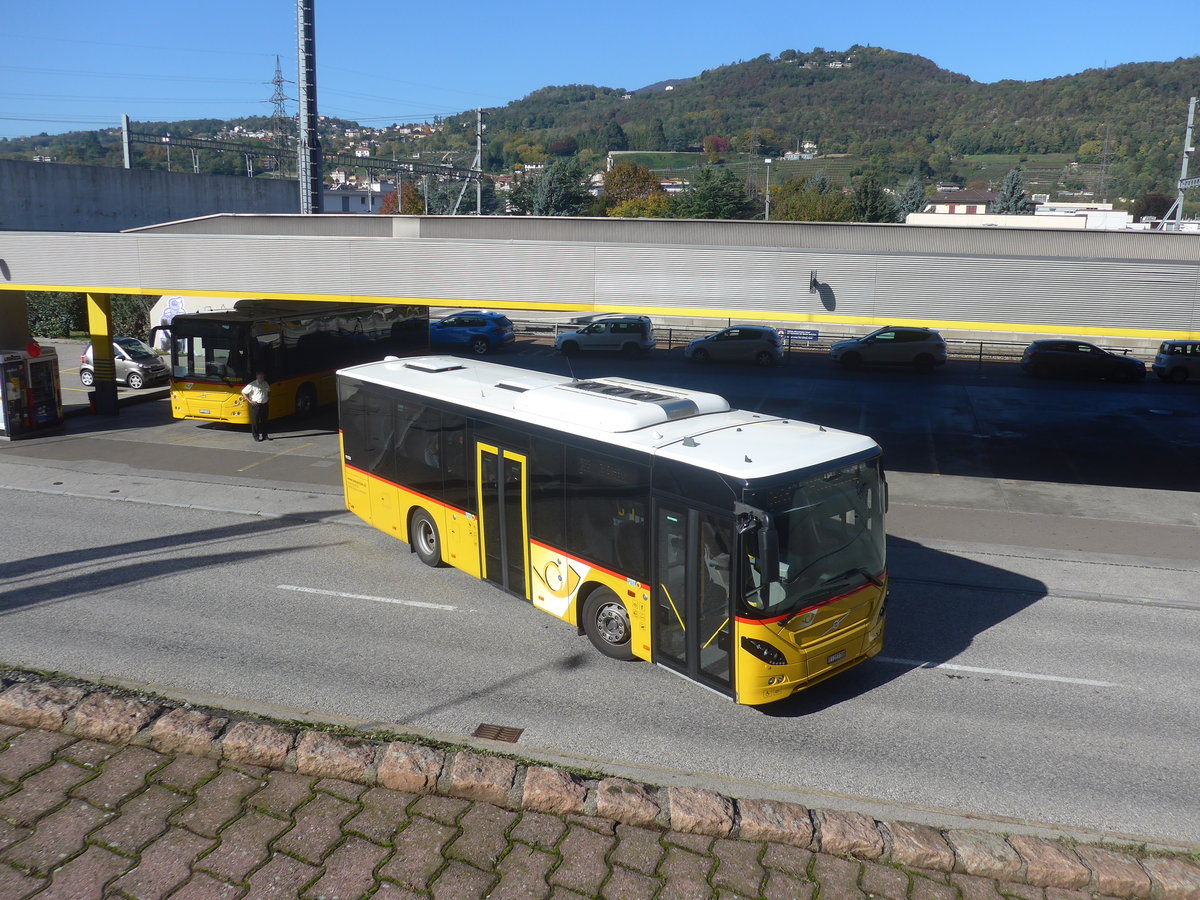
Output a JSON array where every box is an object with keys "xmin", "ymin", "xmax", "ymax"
[{"xmin": 764, "ymin": 158, "xmax": 772, "ymax": 221}]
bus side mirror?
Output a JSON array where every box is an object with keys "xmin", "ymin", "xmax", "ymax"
[
  {"xmin": 736, "ymin": 502, "xmax": 780, "ymax": 584},
  {"xmin": 758, "ymin": 527, "xmax": 780, "ymax": 584}
]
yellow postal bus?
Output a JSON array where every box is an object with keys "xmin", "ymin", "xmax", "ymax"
[
  {"xmin": 337, "ymin": 355, "xmax": 888, "ymax": 705},
  {"xmin": 161, "ymin": 300, "xmax": 426, "ymax": 424}
]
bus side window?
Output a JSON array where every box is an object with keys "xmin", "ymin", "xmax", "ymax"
[{"xmin": 441, "ymin": 414, "xmax": 472, "ymax": 513}]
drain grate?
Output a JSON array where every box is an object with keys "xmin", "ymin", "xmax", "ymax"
[{"xmin": 473, "ymin": 723, "xmax": 523, "ymax": 743}]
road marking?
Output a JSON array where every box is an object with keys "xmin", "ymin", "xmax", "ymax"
[
  {"xmin": 277, "ymin": 584, "xmax": 456, "ymax": 611},
  {"xmin": 874, "ymin": 656, "xmax": 1120, "ymax": 687},
  {"xmin": 237, "ymin": 442, "xmax": 315, "ymax": 472}
]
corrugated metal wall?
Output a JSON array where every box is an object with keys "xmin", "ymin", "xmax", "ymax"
[{"xmin": 3, "ymin": 216, "xmax": 1198, "ymax": 339}]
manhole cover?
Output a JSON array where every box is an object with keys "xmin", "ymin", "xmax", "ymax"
[{"xmin": 473, "ymin": 723, "xmax": 523, "ymax": 743}]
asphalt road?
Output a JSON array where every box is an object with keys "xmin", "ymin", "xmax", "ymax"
[{"xmin": 2, "ymin": 343, "xmax": 1198, "ymax": 848}]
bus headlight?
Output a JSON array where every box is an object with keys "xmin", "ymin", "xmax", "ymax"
[{"xmin": 741, "ymin": 637, "xmax": 787, "ymax": 666}]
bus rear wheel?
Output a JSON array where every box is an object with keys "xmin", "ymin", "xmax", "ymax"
[
  {"xmin": 582, "ymin": 587, "xmax": 635, "ymax": 661},
  {"xmin": 295, "ymin": 383, "xmax": 317, "ymax": 418},
  {"xmin": 410, "ymin": 510, "xmax": 442, "ymax": 567}
]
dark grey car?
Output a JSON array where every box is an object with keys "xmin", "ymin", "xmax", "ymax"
[{"xmin": 1020, "ymin": 340, "xmax": 1145, "ymax": 382}]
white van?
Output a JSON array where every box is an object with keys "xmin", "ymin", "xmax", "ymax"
[{"xmin": 1152, "ymin": 341, "xmax": 1200, "ymax": 383}]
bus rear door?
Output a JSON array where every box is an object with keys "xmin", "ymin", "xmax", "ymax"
[{"xmin": 476, "ymin": 444, "xmax": 529, "ymax": 599}]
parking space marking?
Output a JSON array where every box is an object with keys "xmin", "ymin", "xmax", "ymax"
[
  {"xmin": 236, "ymin": 442, "xmax": 315, "ymax": 472},
  {"xmin": 277, "ymin": 584, "xmax": 456, "ymax": 611},
  {"xmin": 874, "ymin": 656, "xmax": 1120, "ymax": 687}
]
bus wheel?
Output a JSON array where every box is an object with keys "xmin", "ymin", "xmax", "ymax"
[
  {"xmin": 295, "ymin": 384, "xmax": 317, "ymax": 418},
  {"xmin": 582, "ymin": 588, "xmax": 635, "ymax": 661},
  {"xmin": 410, "ymin": 510, "xmax": 443, "ymax": 567}
]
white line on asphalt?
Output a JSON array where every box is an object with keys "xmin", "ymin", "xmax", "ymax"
[
  {"xmin": 238, "ymin": 442, "xmax": 316, "ymax": 472},
  {"xmin": 874, "ymin": 656, "xmax": 1120, "ymax": 687},
  {"xmin": 276, "ymin": 584, "xmax": 456, "ymax": 611}
]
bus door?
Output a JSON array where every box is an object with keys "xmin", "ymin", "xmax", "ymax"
[
  {"xmin": 476, "ymin": 444, "xmax": 529, "ymax": 599},
  {"xmin": 652, "ymin": 503, "xmax": 734, "ymax": 697}
]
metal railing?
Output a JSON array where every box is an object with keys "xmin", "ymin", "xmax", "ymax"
[{"xmin": 507, "ymin": 318, "xmax": 1148, "ymax": 367}]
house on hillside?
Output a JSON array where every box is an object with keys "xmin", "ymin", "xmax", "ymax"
[{"xmin": 924, "ymin": 188, "xmax": 996, "ymax": 215}]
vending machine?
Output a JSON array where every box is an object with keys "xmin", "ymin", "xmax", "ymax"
[{"xmin": 0, "ymin": 344, "xmax": 64, "ymax": 440}]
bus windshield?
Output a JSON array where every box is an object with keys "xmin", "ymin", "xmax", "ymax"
[
  {"xmin": 170, "ymin": 321, "xmax": 249, "ymax": 383},
  {"xmin": 741, "ymin": 459, "xmax": 885, "ymax": 618}
]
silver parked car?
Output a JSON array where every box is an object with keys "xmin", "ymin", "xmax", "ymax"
[
  {"xmin": 554, "ymin": 315, "xmax": 655, "ymax": 356},
  {"xmin": 685, "ymin": 325, "xmax": 783, "ymax": 367},
  {"xmin": 80, "ymin": 337, "xmax": 169, "ymax": 390},
  {"xmin": 830, "ymin": 326, "xmax": 947, "ymax": 373}
]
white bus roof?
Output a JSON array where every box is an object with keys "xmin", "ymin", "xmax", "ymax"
[{"xmin": 338, "ymin": 356, "xmax": 878, "ymax": 480}]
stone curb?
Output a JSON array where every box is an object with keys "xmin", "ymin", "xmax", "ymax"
[{"xmin": 2, "ymin": 672, "xmax": 1198, "ymax": 900}]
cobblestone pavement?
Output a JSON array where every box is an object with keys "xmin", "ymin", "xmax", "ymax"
[{"xmin": 1, "ymin": 674, "xmax": 1198, "ymax": 900}]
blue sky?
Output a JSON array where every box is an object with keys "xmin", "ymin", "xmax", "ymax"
[{"xmin": 2, "ymin": 0, "xmax": 1195, "ymax": 140}]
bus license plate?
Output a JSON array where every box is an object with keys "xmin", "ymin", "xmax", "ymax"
[{"xmin": 827, "ymin": 649, "xmax": 846, "ymax": 665}]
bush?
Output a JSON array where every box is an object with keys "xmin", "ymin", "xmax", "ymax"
[
  {"xmin": 26, "ymin": 292, "xmax": 84, "ymax": 338},
  {"xmin": 25, "ymin": 292, "xmax": 153, "ymax": 340}
]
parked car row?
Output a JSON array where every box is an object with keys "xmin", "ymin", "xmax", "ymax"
[{"xmin": 426, "ymin": 313, "xmax": 1195, "ymax": 386}]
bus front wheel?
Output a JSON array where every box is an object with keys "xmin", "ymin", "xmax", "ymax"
[
  {"xmin": 582, "ymin": 588, "xmax": 635, "ymax": 661},
  {"xmin": 410, "ymin": 510, "xmax": 443, "ymax": 567}
]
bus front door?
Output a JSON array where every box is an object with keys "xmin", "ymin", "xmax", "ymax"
[
  {"xmin": 477, "ymin": 444, "xmax": 529, "ymax": 599},
  {"xmin": 652, "ymin": 504, "xmax": 734, "ymax": 697}
]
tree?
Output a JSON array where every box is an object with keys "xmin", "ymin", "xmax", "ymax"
[
  {"xmin": 602, "ymin": 161, "xmax": 663, "ymax": 211},
  {"xmin": 647, "ymin": 119, "xmax": 668, "ymax": 152},
  {"xmin": 702, "ymin": 135, "xmax": 729, "ymax": 163},
  {"xmin": 851, "ymin": 173, "xmax": 899, "ymax": 223},
  {"xmin": 609, "ymin": 194, "xmax": 673, "ymax": 218},
  {"xmin": 773, "ymin": 176, "xmax": 854, "ymax": 222},
  {"xmin": 991, "ymin": 168, "xmax": 1033, "ymax": 214},
  {"xmin": 671, "ymin": 167, "xmax": 752, "ymax": 220},
  {"xmin": 895, "ymin": 176, "xmax": 926, "ymax": 220},
  {"xmin": 1128, "ymin": 192, "xmax": 1172, "ymax": 222},
  {"xmin": 378, "ymin": 181, "xmax": 424, "ymax": 215},
  {"xmin": 530, "ymin": 157, "xmax": 592, "ymax": 216},
  {"xmin": 547, "ymin": 136, "xmax": 578, "ymax": 157},
  {"xmin": 598, "ymin": 120, "xmax": 628, "ymax": 152}
]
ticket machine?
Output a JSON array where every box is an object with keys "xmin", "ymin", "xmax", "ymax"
[{"xmin": 0, "ymin": 344, "xmax": 64, "ymax": 440}]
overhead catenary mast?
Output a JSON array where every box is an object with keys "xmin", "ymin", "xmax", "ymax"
[
  {"xmin": 1162, "ymin": 97, "xmax": 1197, "ymax": 229},
  {"xmin": 296, "ymin": 0, "xmax": 323, "ymax": 214}
]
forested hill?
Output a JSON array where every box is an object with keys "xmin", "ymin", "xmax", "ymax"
[
  {"xmin": 440, "ymin": 46, "xmax": 1199, "ymax": 195},
  {"xmin": 3, "ymin": 45, "xmax": 1197, "ymax": 198}
]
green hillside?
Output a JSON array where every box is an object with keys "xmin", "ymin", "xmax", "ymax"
[{"xmin": 2, "ymin": 45, "xmax": 1196, "ymax": 205}]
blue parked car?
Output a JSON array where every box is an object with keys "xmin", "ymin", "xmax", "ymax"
[{"xmin": 429, "ymin": 311, "xmax": 516, "ymax": 355}]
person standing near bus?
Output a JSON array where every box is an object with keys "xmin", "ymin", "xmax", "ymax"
[{"xmin": 241, "ymin": 372, "xmax": 271, "ymax": 441}]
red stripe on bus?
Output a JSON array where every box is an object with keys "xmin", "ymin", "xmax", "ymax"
[
  {"xmin": 344, "ymin": 464, "xmax": 470, "ymax": 517},
  {"xmin": 734, "ymin": 579, "xmax": 882, "ymax": 626}
]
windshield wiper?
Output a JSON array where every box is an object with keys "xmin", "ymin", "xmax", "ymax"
[
  {"xmin": 823, "ymin": 566, "xmax": 883, "ymax": 587},
  {"xmin": 778, "ymin": 567, "xmax": 882, "ymax": 627}
]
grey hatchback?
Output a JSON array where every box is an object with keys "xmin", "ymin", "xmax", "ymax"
[
  {"xmin": 80, "ymin": 338, "xmax": 169, "ymax": 389},
  {"xmin": 685, "ymin": 325, "xmax": 783, "ymax": 366}
]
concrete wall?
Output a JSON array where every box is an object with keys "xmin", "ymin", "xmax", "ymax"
[{"xmin": 0, "ymin": 159, "xmax": 299, "ymax": 232}]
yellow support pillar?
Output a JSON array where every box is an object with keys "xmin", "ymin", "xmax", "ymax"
[{"xmin": 86, "ymin": 292, "xmax": 118, "ymax": 415}]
